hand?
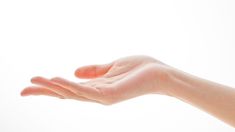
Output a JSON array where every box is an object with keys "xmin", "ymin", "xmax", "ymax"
[
  {"xmin": 21, "ymin": 55, "xmax": 235, "ymax": 127},
  {"xmin": 21, "ymin": 55, "xmax": 171, "ymax": 105}
]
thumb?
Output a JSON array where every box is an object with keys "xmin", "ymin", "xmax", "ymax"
[{"xmin": 74, "ymin": 63, "xmax": 112, "ymax": 79}]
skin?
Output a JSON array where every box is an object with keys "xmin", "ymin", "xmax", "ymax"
[{"xmin": 21, "ymin": 55, "xmax": 235, "ymax": 127}]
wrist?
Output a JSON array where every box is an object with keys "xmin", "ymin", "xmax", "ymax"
[
  {"xmin": 162, "ymin": 67, "xmax": 196, "ymax": 98},
  {"xmin": 152, "ymin": 64, "xmax": 190, "ymax": 97},
  {"xmin": 150, "ymin": 63, "xmax": 176, "ymax": 95}
]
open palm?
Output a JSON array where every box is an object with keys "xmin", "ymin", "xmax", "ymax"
[{"xmin": 21, "ymin": 55, "xmax": 168, "ymax": 105}]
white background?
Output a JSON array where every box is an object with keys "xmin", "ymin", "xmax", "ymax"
[{"xmin": 0, "ymin": 0, "xmax": 235, "ymax": 131}]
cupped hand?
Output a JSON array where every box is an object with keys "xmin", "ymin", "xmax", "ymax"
[{"xmin": 21, "ymin": 55, "xmax": 171, "ymax": 105}]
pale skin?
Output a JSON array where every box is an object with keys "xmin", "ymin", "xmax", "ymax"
[{"xmin": 21, "ymin": 55, "xmax": 235, "ymax": 127}]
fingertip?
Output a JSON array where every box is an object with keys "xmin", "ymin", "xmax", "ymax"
[
  {"xmin": 20, "ymin": 89, "xmax": 28, "ymax": 96},
  {"xmin": 74, "ymin": 63, "xmax": 112, "ymax": 79},
  {"xmin": 20, "ymin": 87, "xmax": 36, "ymax": 96},
  {"xmin": 30, "ymin": 76, "xmax": 43, "ymax": 83},
  {"xmin": 74, "ymin": 68, "xmax": 84, "ymax": 78},
  {"xmin": 74, "ymin": 66, "xmax": 99, "ymax": 79},
  {"xmin": 20, "ymin": 91, "xmax": 25, "ymax": 96}
]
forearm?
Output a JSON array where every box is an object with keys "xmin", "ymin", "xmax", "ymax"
[{"xmin": 165, "ymin": 68, "xmax": 235, "ymax": 127}]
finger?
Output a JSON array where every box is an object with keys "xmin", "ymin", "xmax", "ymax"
[
  {"xmin": 50, "ymin": 77, "xmax": 101, "ymax": 100},
  {"xmin": 74, "ymin": 63, "xmax": 112, "ymax": 79},
  {"xmin": 21, "ymin": 86, "xmax": 64, "ymax": 98},
  {"xmin": 31, "ymin": 76, "xmax": 77, "ymax": 99},
  {"xmin": 21, "ymin": 86, "xmax": 100, "ymax": 103}
]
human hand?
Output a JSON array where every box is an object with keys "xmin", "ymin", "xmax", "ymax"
[{"xmin": 21, "ymin": 55, "xmax": 172, "ymax": 105}]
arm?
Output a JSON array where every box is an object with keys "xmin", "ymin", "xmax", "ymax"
[
  {"xmin": 166, "ymin": 68, "xmax": 235, "ymax": 127},
  {"xmin": 21, "ymin": 55, "xmax": 235, "ymax": 127}
]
